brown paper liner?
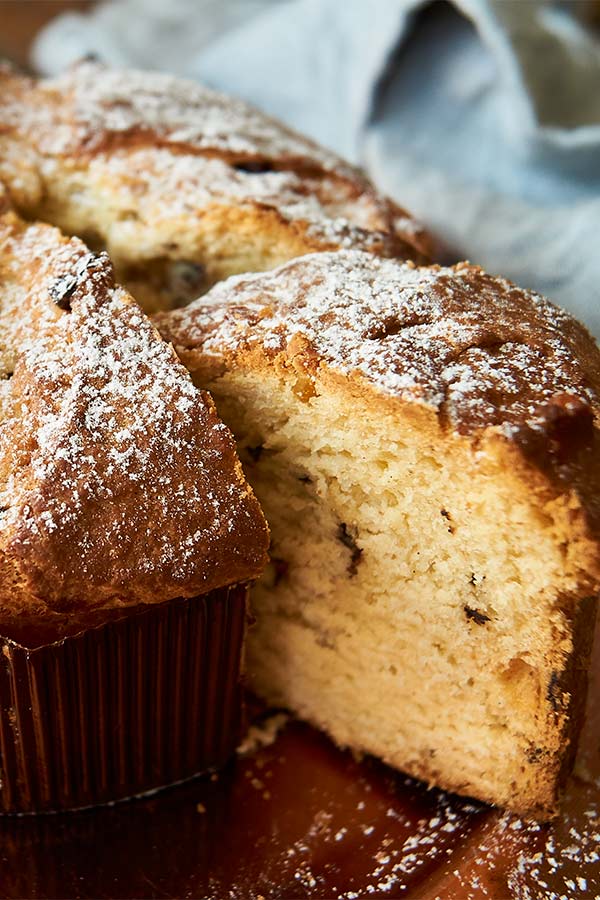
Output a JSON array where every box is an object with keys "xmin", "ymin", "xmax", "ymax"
[{"xmin": 0, "ymin": 584, "xmax": 248, "ymax": 814}]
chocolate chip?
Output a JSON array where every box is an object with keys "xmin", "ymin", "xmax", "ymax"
[
  {"xmin": 247, "ymin": 445, "xmax": 264, "ymax": 462},
  {"xmin": 338, "ymin": 523, "xmax": 362, "ymax": 577},
  {"xmin": 464, "ymin": 605, "xmax": 490, "ymax": 625},
  {"xmin": 272, "ymin": 557, "xmax": 289, "ymax": 586},
  {"xmin": 440, "ymin": 508, "xmax": 454, "ymax": 534},
  {"xmin": 168, "ymin": 261, "xmax": 206, "ymax": 293},
  {"xmin": 48, "ymin": 252, "xmax": 109, "ymax": 312},
  {"xmin": 547, "ymin": 671, "xmax": 565, "ymax": 713},
  {"xmin": 526, "ymin": 745, "xmax": 545, "ymax": 764}
]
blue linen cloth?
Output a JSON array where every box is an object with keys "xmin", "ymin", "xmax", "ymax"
[{"xmin": 32, "ymin": 0, "xmax": 600, "ymax": 334}]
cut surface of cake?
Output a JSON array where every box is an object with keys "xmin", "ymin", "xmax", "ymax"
[
  {"xmin": 157, "ymin": 249, "xmax": 600, "ymax": 818},
  {"xmin": 0, "ymin": 62, "xmax": 429, "ymax": 312}
]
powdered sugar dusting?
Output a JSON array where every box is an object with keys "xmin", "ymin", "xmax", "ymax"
[
  {"xmin": 159, "ymin": 249, "xmax": 599, "ymax": 438},
  {"xmin": 29, "ymin": 62, "xmax": 356, "ymax": 176},
  {"xmin": 0, "ymin": 216, "xmax": 266, "ymax": 610},
  {"xmin": 37, "ymin": 148, "xmax": 400, "ymax": 254},
  {"xmin": 0, "ymin": 64, "xmax": 428, "ymax": 263}
]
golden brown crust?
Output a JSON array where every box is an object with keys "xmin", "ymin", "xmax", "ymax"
[
  {"xmin": 156, "ymin": 251, "xmax": 600, "ymax": 583},
  {"xmin": 156, "ymin": 249, "xmax": 600, "ymax": 448},
  {"xmin": 0, "ymin": 62, "xmax": 431, "ymax": 267},
  {"xmin": 0, "ymin": 208, "xmax": 269, "ymax": 625}
]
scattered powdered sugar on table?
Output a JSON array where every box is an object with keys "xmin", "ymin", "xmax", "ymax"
[
  {"xmin": 170, "ymin": 706, "xmax": 600, "ymax": 898},
  {"xmin": 429, "ymin": 795, "xmax": 600, "ymax": 900},
  {"xmin": 505, "ymin": 797, "xmax": 600, "ymax": 900},
  {"xmin": 272, "ymin": 778, "xmax": 487, "ymax": 899},
  {"xmin": 161, "ymin": 249, "xmax": 599, "ymax": 438},
  {"xmin": 328, "ymin": 791, "xmax": 600, "ymax": 898}
]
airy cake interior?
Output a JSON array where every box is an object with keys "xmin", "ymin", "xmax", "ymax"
[{"xmin": 194, "ymin": 365, "xmax": 590, "ymax": 816}]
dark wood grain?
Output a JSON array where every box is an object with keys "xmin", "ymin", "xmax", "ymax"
[{"xmin": 0, "ymin": 700, "xmax": 597, "ymax": 900}]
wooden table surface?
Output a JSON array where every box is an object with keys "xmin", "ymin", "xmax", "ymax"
[{"xmin": 0, "ymin": 701, "xmax": 597, "ymax": 900}]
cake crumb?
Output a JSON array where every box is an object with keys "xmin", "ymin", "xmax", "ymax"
[{"xmin": 237, "ymin": 712, "xmax": 290, "ymax": 756}]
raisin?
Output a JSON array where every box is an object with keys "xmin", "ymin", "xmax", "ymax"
[
  {"xmin": 464, "ymin": 605, "xmax": 490, "ymax": 625},
  {"xmin": 338, "ymin": 523, "xmax": 362, "ymax": 577}
]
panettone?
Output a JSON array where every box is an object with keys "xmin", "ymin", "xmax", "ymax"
[{"xmin": 2, "ymin": 62, "xmax": 598, "ymax": 822}]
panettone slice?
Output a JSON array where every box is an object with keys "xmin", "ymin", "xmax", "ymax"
[
  {"xmin": 156, "ymin": 249, "xmax": 600, "ymax": 819},
  {"xmin": 0, "ymin": 204, "xmax": 269, "ymax": 812}
]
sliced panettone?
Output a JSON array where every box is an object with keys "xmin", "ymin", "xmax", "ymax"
[
  {"xmin": 156, "ymin": 249, "xmax": 600, "ymax": 818},
  {"xmin": 0, "ymin": 204, "xmax": 269, "ymax": 632},
  {"xmin": 0, "ymin": 62, "xmax": 430, "ymax": 312}
]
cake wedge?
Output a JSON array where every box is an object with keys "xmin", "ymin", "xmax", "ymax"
[{"xmin": 0, "ymin": 201, "xmax": 269, "ymax": 812}]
